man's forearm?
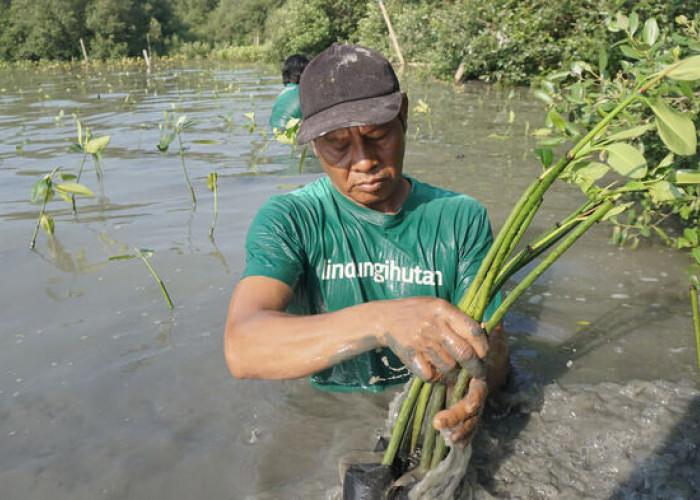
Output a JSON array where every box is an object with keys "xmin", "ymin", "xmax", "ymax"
[{"xmin": 225, "ymin": 302, "xmax": 384, "ymax": 380}]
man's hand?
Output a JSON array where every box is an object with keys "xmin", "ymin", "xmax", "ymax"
[
  {"xmin": 433, "ymin": 377, "xmax": 487, "ymax": 445},
  {"xmin": 376, "ymin": 297, "xmax": 489, "ymax": 383},
  {"xmin": 432, "ymin": 325, "xmax": 510, "ymax": 446}
]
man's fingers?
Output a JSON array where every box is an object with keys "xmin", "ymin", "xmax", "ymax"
[
  {"xmin": 440, "ymin": 327, "xmax": 485, "ymax": 374},
  {"xmin": 432, "ymin": 378, "xmax": 487, "ymax": 430},
  {"xmin": 424, "ymin": 339, "xmax": 458, "ymax": 378},
  {"xmin": 409, "ymin": 353, "xmax": 439, "ymax": 382},
  {"xmin": 448, "ymin": 416, "xmax": 479, "ymax": 445},
  {"xmin": 445, "ymin": 309, "xmax": 489, "ymax": 359}
]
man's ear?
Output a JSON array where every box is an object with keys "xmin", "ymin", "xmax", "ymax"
[
  {"xmin": 399, "ymin": 93, "xmax": 409, "ymax": 132},
  {"xmin": 311, "ymin": 139, "xmax": 318, "ymax": 157}
]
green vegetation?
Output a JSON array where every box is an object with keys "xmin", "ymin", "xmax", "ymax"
[
  {"xmin": 382, "ymin": 12, "xmax": 700, "ymax": 481},
  {"xmin": 109, "ymin": 248, "xmax": 174, "ymax": 310},
  {"xmin": 1, "ymin": 0, "xmax": 696, "ymax": 86},
  {"xmin": 29, "ymin": 167, "xmax": 95, "ymax": 250}
]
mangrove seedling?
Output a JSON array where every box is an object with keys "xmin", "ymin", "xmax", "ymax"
[
  {"xmin": 69, "ymin": 120, "xmax": 110, "ymax": 212},
  {"xmin": 108, "ymin": 248, "xmax": 174, "ymax": 310},
  {"xmin": 207, "ymin": 171, "xmax": 218, "ymax": 238},
  {"xmin": 157, "ymin": 112, "xmax": 196, "ymax": 207},
  {"xmin": 272, "ymin": 117, "xmax": 308, "ymax": 173},
  {"xmin": 381, "ymin": 24, "xmax": 700, "ymax": 485},
  {"xmin": 29, "ymin": 167, "xmax": 95, "ymax": 250}
]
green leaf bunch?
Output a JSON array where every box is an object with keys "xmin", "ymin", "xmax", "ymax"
[{"xmin": 29, "ymin": 167, "xmax": 95, "ymax": 249}]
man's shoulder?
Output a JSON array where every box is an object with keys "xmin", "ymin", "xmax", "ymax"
[
  {"xmin": 259, "ymin": 177, "xmax": 332, "ymax": 214},
  {"xmin": 409, "ymin": 177, "xmax": 486, "ymax": 215}
]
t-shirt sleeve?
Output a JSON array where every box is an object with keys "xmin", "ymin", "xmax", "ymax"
[
  {"xmin": 241, "ymin": 196, "xmax": 305, "ymax": 289},
  {"xmin": 454, "ymin": 200, "xmax": 501, "ymax": 321}
]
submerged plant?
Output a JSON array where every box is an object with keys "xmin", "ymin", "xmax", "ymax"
[
  {"xmin": 29, "ymin": 167, "xmax": 95, "ymax": 250},
  {"xmin": 108, "ymin": 248, "xmax": 174, "ymax": 310},
  {"xmin": 158, "ymin": 112, "xmax": 196, "ymax": 207}
]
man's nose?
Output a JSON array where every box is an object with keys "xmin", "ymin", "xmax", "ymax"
[{"xmin": 350, "ymin": 138, "xmax": 380, "ymax": 172}]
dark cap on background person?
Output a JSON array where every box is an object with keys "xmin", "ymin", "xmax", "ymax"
[{"xmin": 296, "ymin": 43, "xmax": 402, "ymax": 145}]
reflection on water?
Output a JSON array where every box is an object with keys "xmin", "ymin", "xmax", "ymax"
[{"xmin": 0, "ymin": 61, "xmax": 697, "ymax": 499}]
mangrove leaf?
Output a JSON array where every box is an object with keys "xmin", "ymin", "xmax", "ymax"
[
  {"xmin": 643, "ymin": 18, "xmax": 659, "ymax": 46},
  {"xmin": 55, "ymin": 182, "xmax": 95, "ymax": 197},
  {"xmin": 84, "ymin": 135, "xmax": 111, "ymax": 155},
  {"xmin": 40, "ymin": 214, "xmax": 54, "ymax": 235},
  {"xmin": 667, "ymin": 55, "xmax": 700, "ymax": 81},
  {"xmin": 604, "ymin": 143, "xmax": 648, "ymax": 178},
  {"xmin": 649, "ymin": 98, "xmax": 697, "ymax": 155}
]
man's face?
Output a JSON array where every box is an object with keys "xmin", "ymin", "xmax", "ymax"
[{"xmin": 312, "ymin": 106, "xmax": 408, "ymax": 213}]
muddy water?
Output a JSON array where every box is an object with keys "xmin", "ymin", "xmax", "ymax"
[{"xmin": 0, "ymin": 61, "xmax": 697, "ymax": 500}]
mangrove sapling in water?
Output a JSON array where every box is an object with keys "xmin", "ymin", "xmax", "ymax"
[
  {"xmin": 271, "ymin": 117, "xmax": 308, "ymax": 173},
  {"xmin": 69, "ymin": 120, "xmax": 110, "ymax": 212},
  {"xmin": 108, "ymin": 248, "xmax": 174, "ymax": 310},
  {"xmin": 207, "ymin": 171, "xmax": 218, "ymax": 238},
  {"xmin": 157, "ymin": 112, "xmax": 197, "ymax": 207},
  {"xmin": 29, "ymin": 167, "xmax": 95, "ymax": 250},
  {"xmin": 378, "ymin": 37, "xmax": 700, "ymax": 493}
]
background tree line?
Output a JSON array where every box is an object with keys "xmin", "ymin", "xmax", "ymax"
[{"xmin": 0, "ymin": 0, "xmax": 696, "ymax": 84}]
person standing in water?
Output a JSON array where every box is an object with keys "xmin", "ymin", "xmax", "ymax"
[
  {"xmin": 269, "ymin": 54, "xmax": 310, "ymax": 131},
  {"xmin": 226, "ymin": 43, "xmax": 509, "ymax": 445}
]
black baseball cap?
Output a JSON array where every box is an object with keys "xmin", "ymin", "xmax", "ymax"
[{"xmin": 296, "ymin": 43, "xmax": 402, "ymax": 145}]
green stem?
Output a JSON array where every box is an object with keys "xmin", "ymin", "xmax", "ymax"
[
  {"xmin": 137, "ymin": 250, "xmax": 174, "ymax": 310},
  {"xmin": 298, "ymin": 145, "xmax": 308, "ymax": 174},
  {"xmin": 411, "ymin": 382, "xmax": 434, "ymax": 453},
  {"xmin": 431, "ymin": 370, "xmax": 471, "ymax": 467},
  {"xmin": 210, "ymin": 179, "xmax": 218, "ymax": 238},
  {"xmin": 178, "ymin": 132, "xmax": 196, "ymax": 207},
  {"xmin": 691, "ymin": 286, "xmax": 700, "ymax": 378},
  {"xmin": 381, "ymin": 377, "xmax": 423, "ymax": 466},
  {"xmin": 491, "ymin": 202, "xmax": 598, "ymax": 295},
  {"xmin": 484, "ymin": 198, "xmax": 617, "ymax": 332},
  {"xmin": 72, "ymin": 153, "xmax": 87, "ymax": 214},
  {"xmin": 30, "ymin": 192, "xmax": 50, "ymax": 250},
  {"xmin": 418, "ymin": 384, "xmax": 446, "ymax": 472}
]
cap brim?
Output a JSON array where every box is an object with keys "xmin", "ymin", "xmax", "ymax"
[{"xmin": 296, "ymin": 91, "xmax": 403, "ymax": 145}]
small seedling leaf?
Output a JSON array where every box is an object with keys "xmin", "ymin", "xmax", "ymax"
[
  {"xmin": 30, "ymin": 178, "xmax": 53, "ymax": 204},
  {"xmin": 108, "ymin": 254, "xmax": 136, "ymax": 261},
  {"xmin": 603, "ymin": 143, "xmax": 648, "ymax": 178},
  {"xmin": 649, "ymin": 98, "xmax": 697, "ymax": 156},
  {"xmin": 55, "ymin": 182, "xmax": 95, "ymax": 197},
  {"xmin": 40, "ymin": 214, "xmax": 55, "ymax": 234},
  {"xmin": 57, "ymin": 190, "xmax": 72, "ymax": 204},
  {"xmin": 85, "ymin": 135, "xmax": 111, "ymax": 155},
  {"xmin": 58, "ymin": 173, "xmax": 77, "ymax": 181},
  {"xmin": 192, "ymin": 140, "xmax": 220, "ymax": 145}
]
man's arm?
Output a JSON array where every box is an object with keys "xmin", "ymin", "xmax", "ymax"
[{"xmin": 224, "ymin": 276, "xmax": 490, "ymax": 382}]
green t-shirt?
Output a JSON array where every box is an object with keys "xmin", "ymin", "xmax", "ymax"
[
  {"xmin": 242, "ymin": 176, "xmax": 500, "ymax": 392},
  {"xmin": 269, "ymin": 84, "xmax": 302, "ymax": 130}
]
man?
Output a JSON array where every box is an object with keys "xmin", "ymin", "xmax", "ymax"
[
  {"xmin": 269, "ymin": 54, "xmax": 310, "ymax": 130},
  {"xmin": 225, "ymin": 43, "xmax": 509, "ymax": 446}
]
